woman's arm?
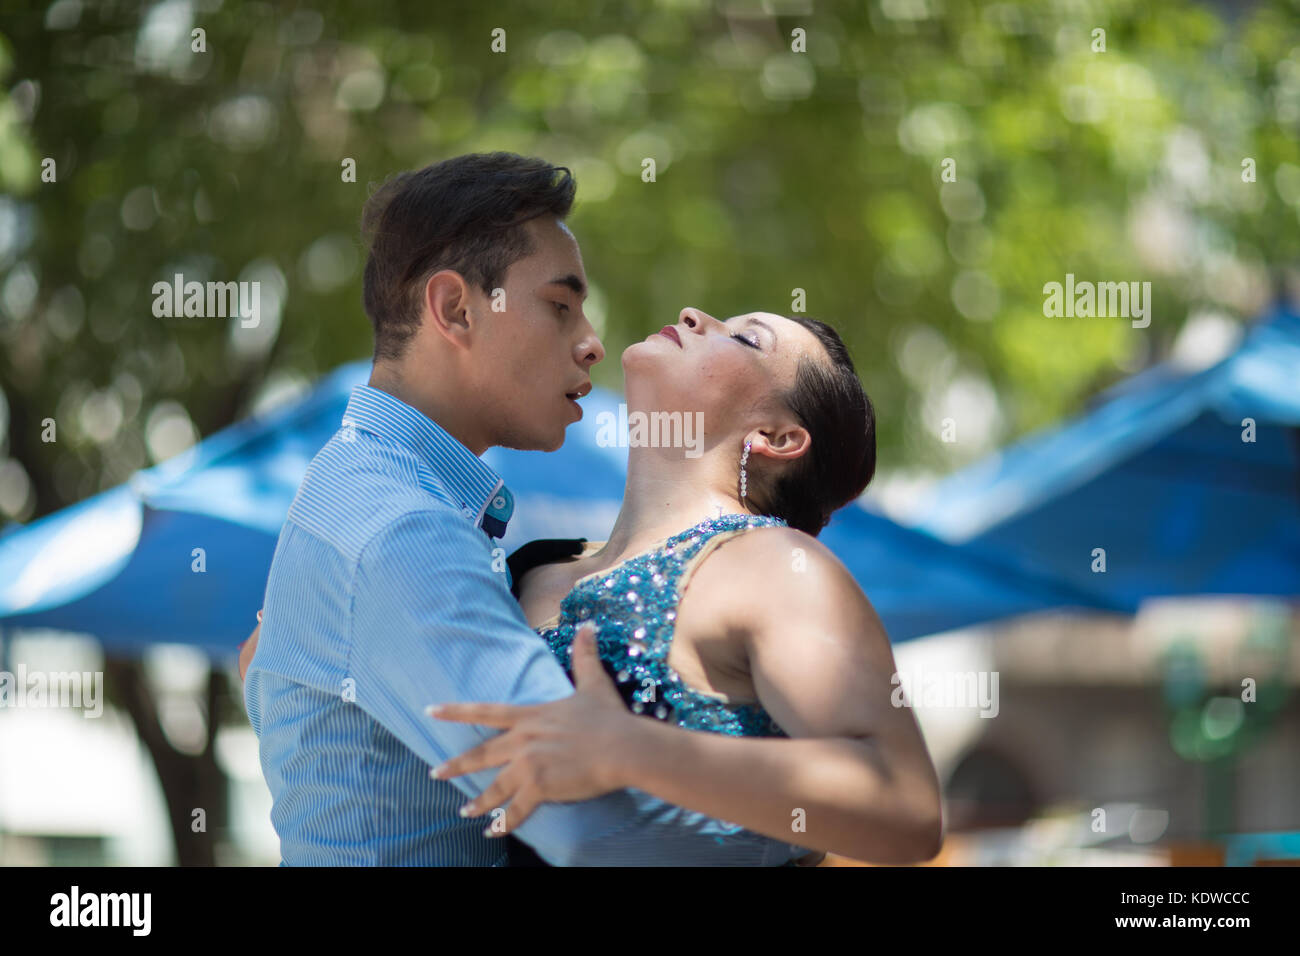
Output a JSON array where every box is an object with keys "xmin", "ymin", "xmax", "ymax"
[
  {"xmin": 432, "ymin": 528, "xmax": 943, "ymax": 864},
  {"xmin": 608, "ymin": 527, "xmax": 942, "ymax": 862}
]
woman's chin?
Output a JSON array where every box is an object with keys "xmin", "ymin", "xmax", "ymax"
[
  {"xmin": 621, "ymin": 340, "xmax": 668, "ymax": 377},
  {"xmin": 621, "ymin": 341, "xmax": 648, "ymax": 367}
]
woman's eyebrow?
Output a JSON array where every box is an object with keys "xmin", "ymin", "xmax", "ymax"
[{"xmin": 746, "ymin": 317, "xmax": 776, "ymax": 342}]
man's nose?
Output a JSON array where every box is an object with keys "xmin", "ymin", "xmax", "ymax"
[{"xmin": 578, "ymin": 329, "xmax": 605, "ymax": 367}]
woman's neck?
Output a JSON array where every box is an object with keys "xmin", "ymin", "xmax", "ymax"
[{"xmin": 596, "ymin": 445, "xmax": 748, "ymax": 562}]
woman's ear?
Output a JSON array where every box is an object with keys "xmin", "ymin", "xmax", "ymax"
[{"xmin": 747, "ymin": 423, "xmax": 811, "ymax": 464}]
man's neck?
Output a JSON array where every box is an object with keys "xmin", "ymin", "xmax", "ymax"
[{"xmin": 368, "ymin": 362, "xmax": 489, "ymax": 456}]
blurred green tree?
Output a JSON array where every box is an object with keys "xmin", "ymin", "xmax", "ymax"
[{"xmin": 3, "ymin": 0, "xmax": 1299, "ymax": 517}]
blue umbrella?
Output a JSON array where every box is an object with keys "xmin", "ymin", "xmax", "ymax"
[
  {"xmin": 0, "ymin": 359, "xmax": 1109, "ymax": 654},
  {"xmin": 913, "ymin": 308, "xmax": 1300, "ymax": 610},
  {"xmin": 0, "ymin": 361, "xmax": 628, "ymax": 655},
  {"xmin": 819, "ymin": 502, "xmax": 1121, "ymax": 642}
]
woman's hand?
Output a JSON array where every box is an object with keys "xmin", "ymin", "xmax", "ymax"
[
  {"xmin": 237, "ymin": 610, "xmax": 261, "ymax": 682},
  {"xmin": 427, "ymin": 622, "xmax": 642, "ymax": 837}
]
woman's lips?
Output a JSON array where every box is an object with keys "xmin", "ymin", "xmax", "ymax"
[{"xmin": 658, "ymin": 326, "xmax": 682, "ymax": 347}]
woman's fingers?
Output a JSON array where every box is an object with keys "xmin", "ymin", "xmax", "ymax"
[
  {"xmin": 475, "ymin": 779, "xmax": 543, "ymax": 837},
  {"xmin": 238, "ymin": 621, "xmax": 261, "ymax": 682},
  {"xmin": 452, "ymin": 758, "xmax": 520, "ymax": 819},
  {"xmin": 431, "ymin": 732, "xmax": 515, "ymax": 782},
  {"xmin": 427, "ymin": 701, "xmax": 530, "ymax": 729},
  {"xmin": 491, "ymin": 787, "xmax": 542, "ymax": 836},
  {"xmin": 569, "ymin": 622, "xmax": 604, "ymax": 686},
  {"xmin": 570, "ymin": 623, "xmax": 623, "ymax": 706},
  {"xmin": 449, "ymin": 763, "xmax": 542, "ymax": 836}
]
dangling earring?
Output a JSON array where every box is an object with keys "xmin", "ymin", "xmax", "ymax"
[{"xmin": 739, "ymin": 440, "xmax": 751, "ymax": 504}]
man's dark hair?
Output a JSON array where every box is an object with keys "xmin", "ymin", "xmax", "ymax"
[
  {"xmin": 361, "ymin": 152, "xmax": 577, "ymax": 359},
  {"xmin": 751, "ymin": 317, "xmax": 876, "ymax": 536}
]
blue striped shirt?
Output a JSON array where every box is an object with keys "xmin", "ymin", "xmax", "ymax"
[{"xmin": 243, "ymin": 383, "xmax": 805, "ymax": 866}]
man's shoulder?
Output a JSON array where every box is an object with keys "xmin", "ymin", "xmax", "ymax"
[{"xmin": 286, "ymin": 431, "xmax": 461, "ymax": 559}]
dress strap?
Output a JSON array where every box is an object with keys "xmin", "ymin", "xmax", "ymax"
[{"xmin": 675, "ymin": 517, "xmax": 784, "ymax": 604}]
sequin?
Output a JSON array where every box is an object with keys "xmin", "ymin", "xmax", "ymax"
[{"xmin": 537, "ymin": 512, "xmax": 789, "ymax": 738}]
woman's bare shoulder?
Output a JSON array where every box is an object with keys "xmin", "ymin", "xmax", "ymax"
[
  {"xmin": 703, "ymin": 523, "xmax": 845, "ymax": 580},
  {"xmin": 687, "ymin": 523, "xmax": 881, "ymax": 635}
]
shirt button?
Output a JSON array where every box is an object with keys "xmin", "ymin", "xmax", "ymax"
[{"xmin": 461, "ymin": 506, "xmax": 474, "ymax": 519}]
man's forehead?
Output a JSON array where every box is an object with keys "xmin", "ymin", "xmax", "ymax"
[
  {"xmin": 530, "ymin": 217, "xmax": 581, "ymax": 258},
  {"xmin": 521, "ymin": 219, "xmax": 583, "ymax": 272}
]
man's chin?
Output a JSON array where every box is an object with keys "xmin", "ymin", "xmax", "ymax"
[{"xmin": 499, "ymin": 427, "xmax": 566, "ymax": 454}]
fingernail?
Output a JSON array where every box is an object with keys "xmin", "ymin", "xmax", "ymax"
[
  {"xmin": 483, "ymin": 825, "xmax": 501, "ymax": 838},
  {"xmin": 459, "ymin": 803, "xmax": 475, "ymax": 817},
  {"xmin": 426, "ymin": 704, "xmax": 441, "ymax": 717},
  {"xmin": 256, "ymin": 610, "xmax": 263, "ymax": 622},
  {"xmin": 430, "ymin": 764, "xmax": 445, "ymax": 779}
]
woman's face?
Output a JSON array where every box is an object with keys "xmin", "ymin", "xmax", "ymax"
[{"xmin": 622, "ymin": 307, "xmax": 825, "ymax": 451}]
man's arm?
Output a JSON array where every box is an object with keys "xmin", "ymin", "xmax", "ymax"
[{"xmin": 347, "ymin": 508, "xmax": 808, "ymax": 866}]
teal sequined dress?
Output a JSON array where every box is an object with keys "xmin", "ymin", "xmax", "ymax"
[
  {"xmin": 503, "ymin": 512, "xmax": 792, "ymax": 867},
  {"xmin": 528, "ymin": 512, "xmax": 789, "ymax": 739}
]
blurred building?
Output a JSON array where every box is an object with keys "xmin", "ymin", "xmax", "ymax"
[{"xmin": 899, "ymin": 598, "xmax": 1300, "ymax": 865}]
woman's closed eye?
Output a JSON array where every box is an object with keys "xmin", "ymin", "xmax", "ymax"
[{"xmin": 730, "ymin": 332, "xmax": 761, "ymax": 349}]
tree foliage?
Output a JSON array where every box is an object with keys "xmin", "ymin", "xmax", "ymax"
[{"xmin": 2, "ymin": 0, "xmax": 1299, "ymax": 523}]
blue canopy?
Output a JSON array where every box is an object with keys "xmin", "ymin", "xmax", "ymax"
[
  {"xmin": 0, "ymin": 359, "xmax": 1106, "ymax": 655},
  {"xmin": 0, "ymin": 362, "xmax": 618, "ymax": 655},
  {"xmin": 913, "ymin": 308, "xmax": 1300, "ymax": 610},
  {"xmin": 817, "ymin": 502, "xmax": 1120, "ymax": 642}
]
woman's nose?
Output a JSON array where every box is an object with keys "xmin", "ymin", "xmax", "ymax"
[{"xmin": 679, "ymin": 307, "xmax": 715, "ymax": 332}]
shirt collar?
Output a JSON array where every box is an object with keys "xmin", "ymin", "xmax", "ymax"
[{"xmin": 340, "ymin": 384, "xmax": 514, "ymax": 538}]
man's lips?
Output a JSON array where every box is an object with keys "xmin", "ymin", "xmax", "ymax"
[
  {"xmin": 658, "ymin": 325, "xmax": 682, "ymax": 347},
  {"xmin": 565, "ymin": 381, "xmax": 591, "ymax": 410}
]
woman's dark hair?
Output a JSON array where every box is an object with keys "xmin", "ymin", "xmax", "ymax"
[
  {"xmin": 751, "ymin": 316, "xmax": 876, "ymax": 536},
  {"xmin": 361, "ymin": 152, "xmax": 576, "ymax": 359}
]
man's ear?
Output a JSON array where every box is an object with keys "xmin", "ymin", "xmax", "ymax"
[
  {"xmin": 422, "ymin": 270, "xmax": 477, "ymax": 348},
  {"xmin": 748, "ymin": 423, "xmax": 811, "ymax": 464}
]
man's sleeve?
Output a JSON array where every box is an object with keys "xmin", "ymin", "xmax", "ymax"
[{"xmin": 347, "ymin": 508, "xmax": 810, "ymax": 866}]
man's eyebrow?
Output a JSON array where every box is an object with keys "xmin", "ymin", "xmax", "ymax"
[{"xmin": 547, "ymin": 274, "xmax": 587, "ymax": 297}]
